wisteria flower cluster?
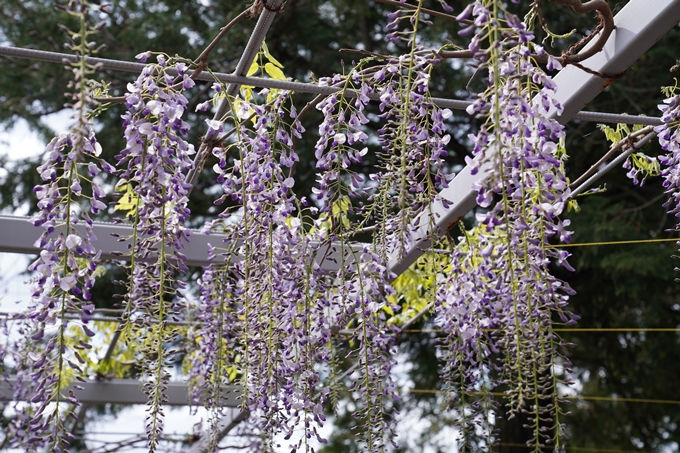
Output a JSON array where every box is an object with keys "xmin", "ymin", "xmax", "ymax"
[
  {"xmin": 192, "ymin": 90, "xmax": 339, "ymax": 452},
  {"xmin": 435, "ymin": 1, "xmax": 576, "ymax": 450},
  {"xmin": 306, "ymin": 4, "xmax": 465, "ymax": 444},
  {"xmin": 310, "ymin": 73, "xmax": 400, "ymax": 452},
  {"xmin": 9, "ymin": 0, "xmax": 110, "ymax": 450},
  {"xmin": 111, "ymin": 53, "xmax": 196, "ymax": 451},
  {"xmin": 655, "ymin": 90, "xmax": 680, "ymax": 259}
]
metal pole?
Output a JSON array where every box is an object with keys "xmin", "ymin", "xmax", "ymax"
[
  {"xmin": 571, "ymin": 131, "xmax": 659, "ymax": 197},
  {"xmin": 183, "ymin": 0, "xmax": 285, "ymax": 188},
  {"xmin": 0, "ymin": 45, "xmax": 662, "ymax": 126}
]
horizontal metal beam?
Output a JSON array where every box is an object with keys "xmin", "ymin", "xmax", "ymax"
[
  {"xmin": 0, "ymin": 45, "xmax": 661, "ymax": 125},
  {"xmin": 388, "ymin": 0, "xmax": 680, "ymax": 276},
  {"xmin": 0, "ymin": 378, "xmax": 240, "ymax": 407},
  {"xmin": 0, "ymin": 215, "xmax": 360, "ymax": 271},
  {"xmin": 0, "ymin": 215, "xmax": 220, "ymax": 267}
]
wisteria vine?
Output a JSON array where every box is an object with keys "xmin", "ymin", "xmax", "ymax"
[
  {"xmin": 14, "ymin": 0, "xmax": 680, "ymax": 452},
  {"xmin": 112, "ymin": 53, "xmax": 196, "ymax": 451},
  {"xmin": 8, "ymin": 0, "xmax": 110, "ymax": 450},
  {"xmin": 436, "ymin": 1, "xmax": 576, "ymax": 450}
]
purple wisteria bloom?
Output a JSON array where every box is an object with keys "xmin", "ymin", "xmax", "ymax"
[
  {"xmin": 12, "ymin": 2, "xmax": 109, "ymax": 449},
  {"xmin": 112, "ymin": 55, "xmax": 195, "ymax": 451},
  {"xmin": 196, "ymin": 91, "xmax": 335, "ymax": 450},
  {"xmin": 655, "ymin": 93, "xmax": 680, "ymax": 261},
  {"xmin": 435, "ymin": 2, "xmax": 577, "ymax": 449}
]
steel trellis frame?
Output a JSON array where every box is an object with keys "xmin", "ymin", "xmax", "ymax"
[
  {"xmin": 1, "ymin": 0, "xmax": 680, "ymax": 448},
  {"xmin": 0, "ymin": 45, "xmax": 664, "ymax": 126}
]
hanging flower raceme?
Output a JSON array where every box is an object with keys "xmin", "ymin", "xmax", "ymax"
[
  {"xmin": 311, "ymin": 65, "xmax": 411, "ymax": 451},
  {"xmin": 112, "ymin": 53, "xmax": 195, "ymax": 452},
  {"xmin": 308, "ymin": 3, "xmax": 464, "ymax": 447},
  {"xmin": 372, "ymin": 51, "xmax": 453, "ymax": 263},
  {"xmin": 18, "ymin": 126, "xmax": 104, "ymax": 451},
  {"xmin": 435, "ymin": 1, "xmax": 576, "ymax": 449},
  {"xmin": 655, "ymin": 90, "xmax": 680, "ymax": 259},
  {"xmin": 342, "ymin": 248, "xmax": 400, "ymax": 452},
  {"xmin": 11, "ymin": 1, "xmax": 109, "ymax": 450},
  {"xmin": 186, "ymin": 251, "xmax": 241, "ymax": 451},
  {"xmin": 193, "ymin": 89, "xmax": 336, "ymax": 450}
]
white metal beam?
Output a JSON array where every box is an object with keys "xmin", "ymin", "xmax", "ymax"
[
  {"xmin": 388, "ymin": 0, "xmax": 680, "ymax": 276},
  {"xmin": 0, "ymin": 378, "xmax": 240, "ymax": 407},
  {"xmin": 0, "ymin": 215, "xmax": 360, "ymax": 272}
]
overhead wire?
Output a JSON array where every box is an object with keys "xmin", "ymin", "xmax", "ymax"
[
  {"xmin": 551, "ymin": 237, "xmax": 679, "ymax": 248},
  {"xmin": 427, "ymin": 237, "xmax": 679, "ymax": 258},
  {"xmin": 333, "ymin": 386, "xmax": 680, "ymax": 406},
  {"xmin": 406, "ymin": 389, "xmax": 680, "ymax": 405},
  {"xmin": 0, "ymin": 45, "xmax": 662, "ymax": 126}
]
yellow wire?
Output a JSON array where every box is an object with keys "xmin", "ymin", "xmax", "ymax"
[
  {"xmin": 496, "ymin": 442, "xmax": 651, "ymax": 453},
  {"xmin": 406, "ymin": 389, "xmax": 680, "ymax": 405},
  {"xmin": 573, "ymin": 395, "xmax": 680, "ymax": 405},
  {"xmin": 550, "ymin": 237, "xmax": 679, "ymax": 248},
  {"xmin": 317, "ymin": 436, "xmax": 648, "ymax": 453},
  {"xmin": 554, "ymin": 328, "xmax": 679, "ymax": 332},
  {"xmin": 403, "ymin": 328, "xmax": 680, "ymax": 333}
]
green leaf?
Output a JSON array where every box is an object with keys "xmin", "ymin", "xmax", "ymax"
[
  {"xmin": 241, "ymin": 86, "xmax": 254, "ymax": 102},
  {"xmin": 567, "ymin": 199, "xmax": 581, "ymax": 213},
  {"xmin": 262, "ymin": 40, "xmax": 284, "ymax": 68},
  {"xmin": 264, "ymin": 62, "xmax": 286, "ymax": 80},
  {"xmin": 114, "ymin": 184, "xmax": 138, "ymax": 217},
  {"xmin": 246, "ymin": 60, "xmax": 259, "ymax": 77}
]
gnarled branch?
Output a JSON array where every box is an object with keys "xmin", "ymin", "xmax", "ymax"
[
  {"xmin": 437, "ymin": 0, "xmax": 614, "ymax": 72},
  {"xmin": 549, "ymin": 0, "xmax": 614, "ymax": 65}
]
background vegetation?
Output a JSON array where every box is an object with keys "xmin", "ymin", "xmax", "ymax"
[{"xmin": 1, "ymin": 1, "xmax": 679, "ymax": 452}]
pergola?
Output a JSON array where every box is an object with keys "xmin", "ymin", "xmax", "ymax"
[{"xmin": 1, "ymin": 0, "xmax": 679, "ymax": 450}]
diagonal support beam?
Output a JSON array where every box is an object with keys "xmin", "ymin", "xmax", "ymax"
[
  {"xmin": 184, "ymin": 0, "xmax": 285, "ymax": 188},
  {"xmin": 388, "ymin": 0, "xmax": 680, "ymax": 276}
]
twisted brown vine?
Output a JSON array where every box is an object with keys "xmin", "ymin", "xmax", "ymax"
[{"xmin": 435, "ymin": 0, "xmax": 614, "ymax": 75}]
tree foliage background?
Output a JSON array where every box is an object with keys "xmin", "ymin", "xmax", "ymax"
[{"xmin": 0, "ymin": 0, "xmax": 679, "ymax": 452}]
